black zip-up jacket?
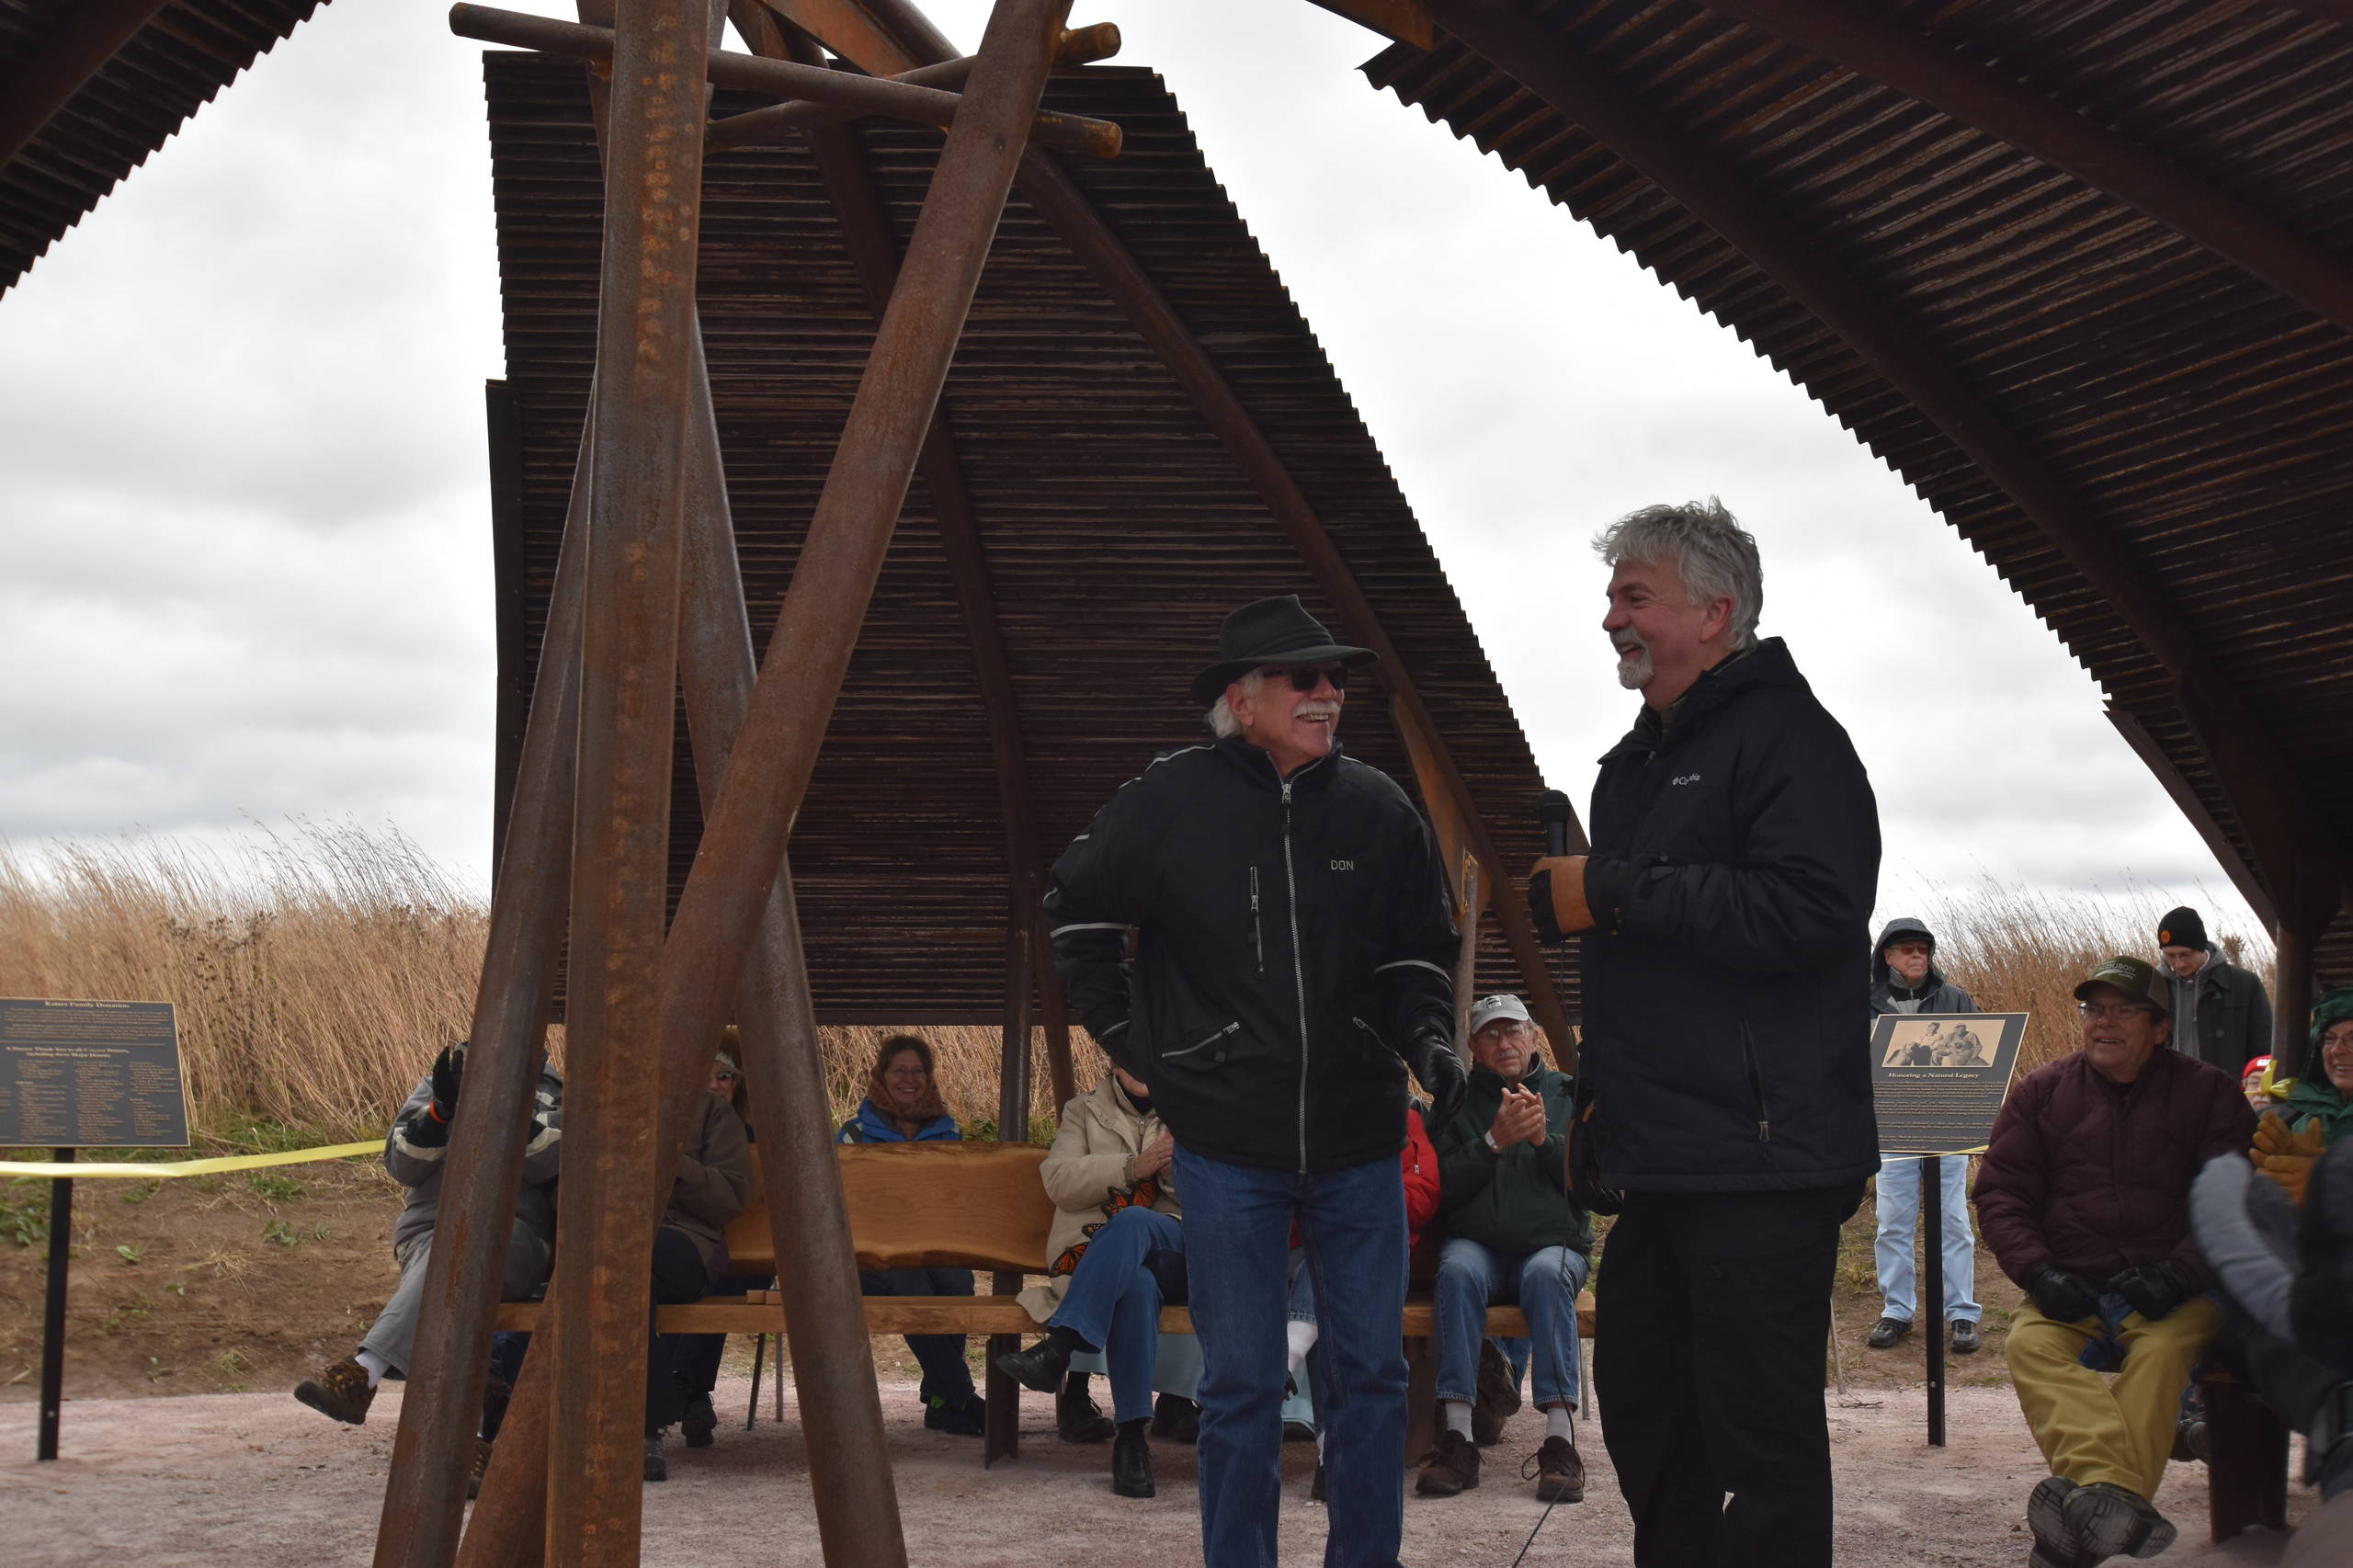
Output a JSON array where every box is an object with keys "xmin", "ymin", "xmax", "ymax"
[
  {"xmin": 1577, "ymin": 639, "xmax": 1882, "ymax": 1192},
  {"xmin": 1047, "ymin": 736, "xmax": 1460, "ymax": 1174}
]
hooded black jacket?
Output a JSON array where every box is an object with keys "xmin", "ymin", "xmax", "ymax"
[
  {"xmin": 1869, "ymin": 916, "xmax": 1980, "ymax": 1017},
  {"xmin": 1577, "ymin": 639, "xmax": 1882, "ymax": 1192},
  {"xmin": 1047, "ymin": 736, "xmax": 1459, "ymax": 1175}
]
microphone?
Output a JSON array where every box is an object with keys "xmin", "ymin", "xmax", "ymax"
[{"xmin": 1538, "ymin": 790, "xmax": 1572, "ymax": 858}]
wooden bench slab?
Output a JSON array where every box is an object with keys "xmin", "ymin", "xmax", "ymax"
[{"xmin": 493, "ymin": 1295, "xmax": 1593, "ymax": 1338}]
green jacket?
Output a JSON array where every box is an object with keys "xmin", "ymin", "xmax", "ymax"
[
  {"xmin": 1431, "ymin": 1062, "xmax": 1593, "ymax": 1255},
  {"xmin": 2283, "ymin": 1074, "xmax": 2353, "ymax": 1146}
]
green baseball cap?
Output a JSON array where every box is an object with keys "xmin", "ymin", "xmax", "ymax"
[{"xmin": 2075, "ymin": 954, "xmax": 2169, "ymax": 1016}]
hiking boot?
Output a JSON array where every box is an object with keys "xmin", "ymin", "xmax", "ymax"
[
  {"xmin": 2026, "ymin": 1475, "xmax": 2078, "ymax": 1568},
  {"xmin": 1527, "ymin": 1435, "xmax": 1584, "ymax": 1503},
  {"xmin": 1111, "ymin": 1420, "xmax": 1155, "ymax": 1499},
  {"xmin": 2064, "ymin": 1482, "xmax": 2176, "ymax": 1562},
  {"xmin": 681, "ymin": 1392, "xmax": 718, "ymax": 1449},
  {"xmin": 1415, "ymin": 1428, "xmax": 1481, "ymax": 1496},
  {"xmin": 1472, "ymin": 1338, "xmax": 1522, "ymax": 1446},
  {"xmin": 1866, "ymin": 1316, "xmax": 1913, "ymax": 1350},
  {"xmin": 1150, "ymin": 1392, "xmax": 1199, "ymax": 1443},
  {"xmin": 1057, "ymin": 1374, "xmax": 1115, "ymax": 1443},
  {"xmin": 294, "ymin": 1358, "xmax": 376, "ymax": 1426},
  {"xmin": 924, "ymin": 1391, "xmax": 986, "ymax": 1437},
  {"xmin": 642, "ymin": 1432, "xmax": 667, "ymax": 1483},
  {"xmin": 995, "ymin": 1335, "xmax": 1074, "ymax": 1396},
  {"xmin": 1949, "ymin": 1318, "xmax": 1982, "ymax": 1356},
  {"xmin": 467, "ymin": 1437, "xmax": 493, "ymax": 1502}
]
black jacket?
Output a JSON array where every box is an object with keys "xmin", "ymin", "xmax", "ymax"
[
  {"xmin": 1431, "ymin": 1062, "xmax": 1594, "ymax": 1256},
  {"xmin": 2168, "ymin": 955, "xmax": 2273, "ymax": 1078},
  {"xmin": 1047, "ymin": 736, "xmax": 1459, "ymax": 1174},
  {"xmin": 1577, "ymin": 640, "xmax": 1882, "ymax": 1192}
]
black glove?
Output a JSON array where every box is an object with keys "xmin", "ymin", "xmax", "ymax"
[
  {"xmin": 2025, "ymin": 1261, "xmax": 2101, "ymax": 1324},
  {"xmin": 2109, "ymin": 1260, "xmax": 2195, "ymax": 1323},
  {"xmin": 429, "ymin": 1044, "xmax": 465, "ymax": 1124},
  {"xmin": 1404, "ymin": 1034, "xmax": 1469, "ymax": 1131},
  {"xmin": 1529, "ymin": 868, "xmax": 1564, "ymax": 944}
]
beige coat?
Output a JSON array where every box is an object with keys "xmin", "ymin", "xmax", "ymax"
[{"xmin": 1017, "ymin": 1076, "xmax": 1183, "ymax": 1324}]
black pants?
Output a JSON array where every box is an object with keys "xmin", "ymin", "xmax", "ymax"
[
  {"xmin": 1595, "ymin": 1183, "xmax": 1863, "ymax": 1568},
  {"xmin": 645, "ymin": 1225, "xmax": 712, "ymax": 1436}
]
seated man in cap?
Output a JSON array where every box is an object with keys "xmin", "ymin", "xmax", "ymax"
[
  {"xmin": 1974, "ymin": 956, "xmax": 2255, "ymax": 1566},
  {"xmin": 1418, "ymin": 994, "xmax": 1591, "ymax": 1504}
]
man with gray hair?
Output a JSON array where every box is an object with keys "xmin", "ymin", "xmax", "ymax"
[{"xmin": 1527, "ymin": 498, "xmax": 1881, "ymax": 1568}]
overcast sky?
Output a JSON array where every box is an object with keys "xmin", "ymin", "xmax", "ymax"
[{"xmin": 0, "ymin": 0, "xmax": 2266, "ymax": 952}]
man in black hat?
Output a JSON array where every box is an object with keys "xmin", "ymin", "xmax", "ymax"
[
  {"xmin": 2155, "ymin": 904, "xmax": 2273, "ymax": 1076},
  {"xmin": 1028, "ymin": 593, "xmax": 1467, "ymax": 1568}
]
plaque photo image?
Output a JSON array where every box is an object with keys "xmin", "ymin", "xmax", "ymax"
[{"xmin": 1870, "ymin": 1011, "xmax": 2028, "ymax": 1157}]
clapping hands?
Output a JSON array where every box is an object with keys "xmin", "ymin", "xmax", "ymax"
[{"xmin": 1489, "ymin": 1084, "xmax": 1548, "ymax": 1150}]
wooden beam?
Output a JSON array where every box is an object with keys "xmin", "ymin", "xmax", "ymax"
[
  {"xmin": 1690, "ymin": 0, "xmax": 2353, "ymax": 333},
  {"xmin": 0, "ymin": 0, "xmax": 174, "ymax": 168},
  {"xmin": 774, "ymin": 0, "xmax": 1582, "ymax": 1062},
  {"xmin": 1425, "ymin": 0, "xmax": 2348, "ymax": 969}
]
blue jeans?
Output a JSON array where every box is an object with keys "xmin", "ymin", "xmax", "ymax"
[
  {"xmin": 859, "ymin": 1267, "xmax": 976, "ymax": 1403},
  {"xmin": 1050, "ymin": 1205, "xmax": 1188, "ymax": 1425},
  {"xmin": 1175, "ymin": 1144, "xmax": 1406, "ymax": 1568},
  {"xmin": 1873, "ymin": 1155, "xmax": 1980, "ymax": 1324},
  {"xmin": 1433, "ymin": 1237, "xmax": 1587, "ymax": 1411}
]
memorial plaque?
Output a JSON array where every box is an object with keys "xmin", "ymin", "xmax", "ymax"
[
  {"xmin": 0, "ymin": 998, "xmax": 188, "ymax": 1148},
  {"xmin": 1870, "ymin": 1011, "xmax": 2027, "ymax": 1156}
]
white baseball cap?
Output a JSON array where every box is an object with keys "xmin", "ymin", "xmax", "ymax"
[{"xmin": 1467, "ymin": 994, "xmax": 1532, "ymax": 1035}]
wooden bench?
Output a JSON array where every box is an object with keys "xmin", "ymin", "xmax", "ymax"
[{"xmin": 493, "ymin": 1142, "xmax": 1592, "ymax": 1462}]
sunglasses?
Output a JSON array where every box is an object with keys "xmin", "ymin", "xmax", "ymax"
[{"xmin": 1267, "ymin": 663, "xmax": 1349, "ymax": 693}]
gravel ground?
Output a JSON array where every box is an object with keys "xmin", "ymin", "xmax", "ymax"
[{"xmin": 0, "ymin": 1375, "xmax": 2315, "ymax": 1566}]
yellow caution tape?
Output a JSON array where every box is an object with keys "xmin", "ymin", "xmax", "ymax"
[{"xmin": 0, "ymin": 1141, "xmax": 381, "ymax": 1179}]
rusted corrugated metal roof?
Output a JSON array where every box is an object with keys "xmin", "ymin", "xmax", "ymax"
[
  {"xmin": 485, "ymin": 51, "xmax": 1566, "ymax": 1023},
  {"xmin": 0, "ymin": 0, "xmax": 324, "ymax": 296},
  {"xmin": 1368, "ymin": 0, "xmax": 2353, "ymax": 978}
]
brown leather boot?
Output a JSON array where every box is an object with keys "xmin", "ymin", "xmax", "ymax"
[
  {"xmin": 293, "ymin": 1357, "xmax": 375, "ymax": 1426},
  {"xmin": 1415, "ymin": 1428, "xmax": 1481, "ymax": 1496},
  {"xmin": 1528, "ymin": 1434, "xmax": 1584, "ymax": 1503}
]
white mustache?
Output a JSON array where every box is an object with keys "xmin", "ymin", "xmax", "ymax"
[{"xmin": 1295, "ymin": 701, "xmax": 1341, "ymax": 722}]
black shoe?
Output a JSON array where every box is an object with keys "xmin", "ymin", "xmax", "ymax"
[
  {"xmin": 995, "ymin": 1335, "xmax": 1074, "ymax": 1396},
  {"xmin": 2065, "ymin": 1482, "xmax": 2177, "ymax": 1562},
  {"xmin": 1283, "ymin": 1419, "xmax": 1316, "ymax": 1443},
  {"xmin": 642, "ymin": 1432, "xmax": 667, "ymax": 1483},
  {"xmin": 2026, "ymin": 1475, "xmax": 2076, "ymax": 1568},
  {"xmin": 1949, "ymin": 1319, "xmax": 1982, "ymax": 1357},
  {"xmin": 1150, "ymin": 1392, "xmax": 1199, "ymax": 1444},
  {"xmin": 1310, "ymin": 1461, "xmax": 1326, "ymax": 1503},
  {"xmin": 924, "ymin": 1392, "xmax": 986, "ymax": 1437},
  {"xmin": 681, "ymin": 1392, "xmax": 718, "ymax": 1449},
  {"xmin": 1111, "ymin": 1420, "xmax": 1155, "ymax": 1498},
  {"xmin": 1057, "ymin": 1374, "xmax": 1116, "ymax": 1443},
  {"xmin": 1866, "ymin": 1316, "xmax": 1913, "ymax": 1350}
]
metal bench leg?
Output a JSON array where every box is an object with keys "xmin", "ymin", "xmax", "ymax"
[
  {"xmin": 2205, "ymin": 1373, "xmax": 2289, "ymax": 1543},
  {"xmin": 746, "ymin": 1333, "xmax": 766, "ymax": 1432}
]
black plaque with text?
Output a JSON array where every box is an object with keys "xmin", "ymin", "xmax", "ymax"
[
  {"xmin": 1870, "ymin": 1011, "xmax": 2027, "ymax": 1156},
  {"xmin": 0, "ymin": 999, "xmax": 188, "ymax": 1148}
]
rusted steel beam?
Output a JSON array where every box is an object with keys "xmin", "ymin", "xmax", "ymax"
[
  {"xmin": 369, "ymin": 407, "xmax": 595, "ymax": 1568},
  {"xmin": 1303, "ymin": 0, "xmax": 1435, "ymax": 49},
  {"xmin": 2105, "ymin": 706, "xmax": 2279, "ymax": 933},
  {"xmin": 0, "ymin": 0, "xmax": 174, "ymax": 167},
  {"xmin": 543, "ymin": 0, "xmax": 711, "ymax": 1558},
  {"xmin": 1427, "ymin": 0, "xmax": 2351, "ymax": 964},
  {"xmin": 1689, "ymin": 0, "xmax": 2353, "ymax": 334},
  {"xmin": 789, "ymin": 0, "xmax": 1578, "ymax": 1063},
  {"xmin": 450, "ymin": 4, "xmax": 1118, "ymax": 158},
  {"xmin": 705, "ymin": 23, "xmax": 1118, "ymax": 150}
]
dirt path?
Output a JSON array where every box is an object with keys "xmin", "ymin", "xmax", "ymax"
[{"xmin": 0, "ymin": 1374, "xmax": 2312, "ymax": 1567}]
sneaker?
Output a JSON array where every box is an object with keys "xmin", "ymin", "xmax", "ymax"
[
  {"xmin": 1150, "ymin": 1392, "xmax": 1199, "ymax": 1444},
  {"xmin": 1057, "ymin": 1375, "xmax": 1116, "ymax": 1444},
  {"xmin": 681, "ymin": 1392, "xmax": 718, "ymax": 1449},
  {"xmin": 467, "ymin": 1437, "xmax": 493, "ymax": 1502},
  {"xmin": 1866, "ymin": 1316, "xmax": 1913, "ymax": 1350},
  {"xmin": 1949, "ymin": 1319, "xmax": 1982, "ymax": 1356},
  {"xmin": 2064, "ymin": 1482, "xmax": 2176, "ymax": 1562},
  {"xmin": 1526, "ymin": 1435, "xmax": 1584, "ymax": 1503},
  {"xmin": 294, "ymin": 1357, "xmax": 376, "ymax": 1426},
  {"xmin": 2026, "ymin": 1475, "xmax": 2077, "ymax": 1568},
  {"xmin": 1472, "ymin": 1338, "xmax": 1522, "ymax": 1447},
  {"xmin": 924, "ymin": 1392, "xmax": 986, "ymax": 1437},
  {"xmin": 1415, "ymin": 1428, "xmax": 1481, "ymax": 1496},
  {"xmin": 642, "ymin": 1432, "xmax": 667, "ymax": 1483}
]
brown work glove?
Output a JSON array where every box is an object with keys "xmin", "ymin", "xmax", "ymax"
[
  {"xmin": 2253, "ymin": 1111, "xmax": 2327, "ymax": 1206},
  {"xmin": 1528, "ymin": 856, "xmax": 1593, "ymax": 941}
]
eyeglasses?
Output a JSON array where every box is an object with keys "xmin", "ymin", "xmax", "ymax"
[
  {"xmin": 712, "ymin": 1070, "xmax": 740, "ymax": 1084},
  {"xmin": 2078, "ymin": 1003, "xmax": 2153, "ymax": 1022},
  {"xmin": 1266, "ymin": 663, "xmax": 1349, "ymax": 693}
]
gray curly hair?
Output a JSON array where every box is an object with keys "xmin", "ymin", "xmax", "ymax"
[
  {"xmin": 1205, "ymin": 669, "xmax": 1266, "ymax": 738},
  {"xmin": 1593, "ymin": 496, "xmax": 1763, "ymax": 650}
]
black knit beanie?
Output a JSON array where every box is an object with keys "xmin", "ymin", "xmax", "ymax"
[{"xmin": 2157, "ymin": 905, "xmax": 2210, "ymax": 953}]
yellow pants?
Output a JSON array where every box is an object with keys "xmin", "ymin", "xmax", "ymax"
[{"xmin": 2006, "ymin": 1294, "xmax": 2221, "ymax": 1499}]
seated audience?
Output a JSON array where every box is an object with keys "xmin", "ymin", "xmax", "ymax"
[
  {"xmin": 1974, "ymin": 956, "xmax": 2255, "ymax": 1566},
  {"xmin": 2243, "ymin": 1054, "xmax": 2277, "ymax": 1113},
  {"xmin": 661, "ymin": 1035, "xmax": 766, "ymax": 1455},
  {"xmin": 295, "ymin": 1042, "xmax": 562, "ymax": 1446},
  {"xmin": 642, "ymin": 1046, "xmax": 752, "ymax": 1480},
  {"xmin": 2279, "ymin": 988, "xmax": 2353, "ymax": 1150},
  {"xmin": 999, "ymin": 1064, "xmax": 1187, "ymax": 1498},
  {"xmin": 836, "ymin": 1034, "xmax": 988, "ymax": 1436},
  {"xmin": 1416, "ymin": 994, "xmax": 1591, "ymax": 1503}
]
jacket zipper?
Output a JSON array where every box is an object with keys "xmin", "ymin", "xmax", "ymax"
[
  {"xmin": 1163, "ymin": 1021, "xmax": 1240, "ymax": 1061},
  {"xmin": 1282, "ymin": 775, "xmax": 1310, "ymax": 1175},
  {"xmin": 1740, "ymin": 1024, "xmax": 1772, "ymax": 1142},
  {"xmin": 1249, "ymin": 867, "xmax": 1264, "ymax": 976}
]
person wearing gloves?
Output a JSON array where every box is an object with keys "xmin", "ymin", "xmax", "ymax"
[
  {"xmin": 1416, "ymin": 994, "xmax": 1592, "ymax": 1505},
  {"xmin": 1974, "ymin": 955, "xmax": 2255, "ymax": 1567},
  {"xmin": 1524, "ymin": 499, "xmax": 1880, "ymax": 1568},
  {"xmin": 2277, "ymin": 988, "xmax": 2353, "ymax": 1153},
  {"xmin": 998, "ymin": 1066, "xmax": 1186, "ymax": 1498},
  {"xmin": 2155, "ymin": 905, "xmax": 2273, "ymax": 1076},
  {"xmin": 1864, "ymin": 917, "xmax": 1986, "ymax": 1356},
  {"xmin": 639, "ymin": 1050, "xmax": 752, "ymax": 1480},
  {"xmin": 1046, "ymin": 594, "xmax": 1469, "ymax": 1568},
  {"xmin": 294, "ymin": 1041, "xmax": 563, "ymax": 1429}
]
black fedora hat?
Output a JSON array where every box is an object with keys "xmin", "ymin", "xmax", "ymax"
[{"xmin": 1190, "ymin": 596, "xmax": 1376, "ymax": 707}]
